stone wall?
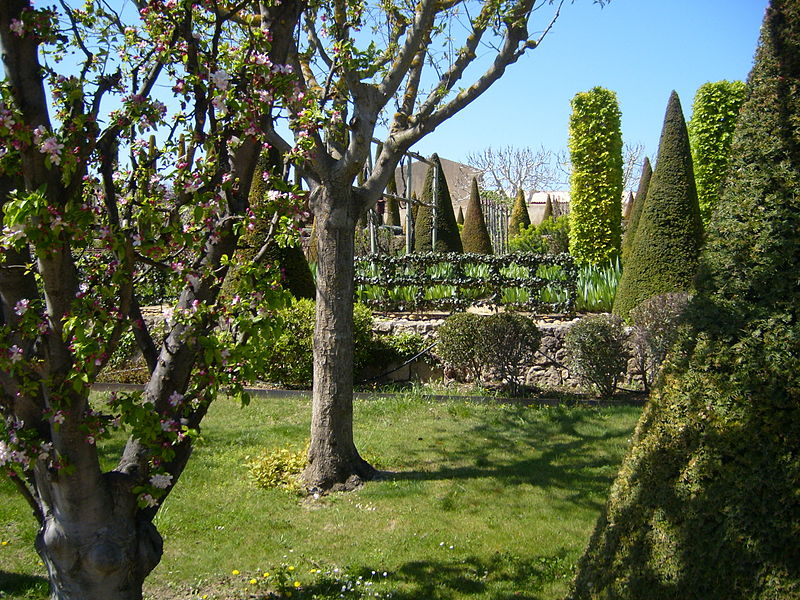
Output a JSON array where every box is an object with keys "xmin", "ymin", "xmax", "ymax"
[{"xmin": 373, "ymin": 314, "xmax": 640, "ymax": 390}]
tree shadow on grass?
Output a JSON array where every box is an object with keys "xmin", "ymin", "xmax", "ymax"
[
  {"xmin": 300, "ymin": 550, "xmax": 574, "ymax": 600},
  {"xmin": 0, "ymin": 570, "xmax": 49, "ymax": 598},
  {"xmin": 388, "ymin": 404, "xmax": 638, "ymax": 511}
]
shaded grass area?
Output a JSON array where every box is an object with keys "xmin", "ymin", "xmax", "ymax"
[{"xmin": 0, "ymin": 392, "xmax": 640, "ymax": 600}]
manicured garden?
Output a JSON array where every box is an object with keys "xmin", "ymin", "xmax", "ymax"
[{"xmin": 1, "ymin": 391, "xmax": 641, "ymax": 600}]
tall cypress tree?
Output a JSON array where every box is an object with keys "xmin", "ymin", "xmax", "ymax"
[
  {"xmin": 620, "ymin": 156, "xmax": 653, "ymax": 264},
  {"xmin": 571, "ymin": 3, "xmax": 800, "ymax": 599},
  {"xmin": 508, "ymin": 188, "xmax": 531, "ymax": 238},
  {"xmin": 461, "ymin": 178, "xmax": 493, "ymax": 254},
  {"xmin": 568, "ymin": 86, "xmax": 624, "ymax": 265},
  {"xmin": 456, "ymin": 206, "xmax": 464, "ymax": 225},
  {"xmin": 613, "ymin": 93, "xmax": 702, "ymax": 319},
  {"xmin": 413, "ymin": 154, "xmax": 463, "ymax": 253}
]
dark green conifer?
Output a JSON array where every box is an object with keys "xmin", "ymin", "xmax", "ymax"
[
  {"xmin": 541, "ymin": 194, "xmax": 554, "ymax": 223},
  {"xmin": 571, "ymin": 4, "xmax": 800, "ymax": 599},
  {"xmin": 620, "ymin": 156, "xmax": 653, "ymax": 264},
  {"xmin": 413, "ymin": 154, "xmax": 463, "ymax": 253},
  {"xmin": 384, "ymin": 169, "xmax": 402, "ymax": 228},
  {"xmin": 456, "ymin": 206, "xmax": 464, "ymax": 225},
  {"xmin": 223, "ymin": 150, "xmax": 315, "ymax": 300},
  {"xmin": 613, "ymin": 93, "xmax": 702, "ymax": 319},
  {"xmin": 461, "ymin": 178, "xmax": 493, "ymax": 254},
  {"xmin": 508, "ymin": 188, "xmax": 531, "ymax": 238}
]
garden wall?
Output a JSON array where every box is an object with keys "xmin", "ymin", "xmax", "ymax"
[{"xmin": 373, "ymin": 314, "xmax": 641, "ymax": 390}]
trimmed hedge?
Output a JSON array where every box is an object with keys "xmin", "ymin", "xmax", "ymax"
[
  {"xmin": 355, "ymin": 252, "xmax": 577, "ymax": 313},
  {"xmin": 688, "ymin": 80, "xmax": 747, "ymax": 225},
  {"xmin": 570, "ymin": 3, "xmax": 800, "ymax": 598},
  {"xmin": 568, "ymin": 86, "xmax": 624, "ymax": 265},
  {"xmin": 613, "ymin": 92, "xmax": 703, "ymax": 319}
]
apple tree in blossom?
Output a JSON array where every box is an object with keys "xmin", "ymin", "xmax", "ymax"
[{"xmin": 0, "ymin": 0, "xmax": 310, "ymax": 598}]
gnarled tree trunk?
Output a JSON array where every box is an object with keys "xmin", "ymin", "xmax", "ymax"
[{"xmin": 303, "ymin": 185, "xmax": 376, "ymax": 491}]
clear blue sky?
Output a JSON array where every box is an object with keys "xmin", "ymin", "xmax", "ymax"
[{"xmin": 409, "ymin": 0, "xmax": 769, "ymax": 167}]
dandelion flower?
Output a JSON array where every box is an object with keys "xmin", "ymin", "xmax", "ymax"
[
  {"xmin": 293, "ymin": 581, "xmax": 301, "ymax": 588},
  {"xmin": 1, "ymin": 541, "xmax": 8, "ymax": 546},
  {"xmin": 263, "ymin": 572, "xmax": 270, "ymax": 577},
  {"xmin": 232, "ymin": 569, "xmax": 240, "ymax": 575},
  {"xmin": 249, "ymin": 579, "xmax": 257, "ymax": 585}
]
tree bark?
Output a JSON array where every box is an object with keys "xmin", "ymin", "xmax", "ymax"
[
  {"xmin": 34, "ymin": 470, "xmax": 162, "ymax": 600},
  {"xmin": 303, "ymin": 185, "xmax": 376, "ymax": 491}
]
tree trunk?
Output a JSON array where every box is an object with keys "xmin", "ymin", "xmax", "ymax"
[
  {"xmin": 303, "ymin": 186, "xmax": 376, "ymax": 491},
  {"xmin": 34, "ymin": 471, "xmax": 162, "ymax": 600}
]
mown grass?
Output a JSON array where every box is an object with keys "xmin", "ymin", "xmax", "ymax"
[{"xmin": 0, "ymin": 391, "xmax": 641, "ymax": 600}]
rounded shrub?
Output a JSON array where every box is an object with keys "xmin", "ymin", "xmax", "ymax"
[
  {"xmin": 564, "ymin": 314, "xmax": 628, "ymax": 397},
  {"xmin": 436, "ymin": 312, "xmax": 486, "ymax": 383}
]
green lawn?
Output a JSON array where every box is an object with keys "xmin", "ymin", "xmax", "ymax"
[{"xmin": 0, "ymin": 391, "xmax": 641, "ymax": 600}]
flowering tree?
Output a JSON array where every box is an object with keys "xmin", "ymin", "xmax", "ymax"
[
  {"xmin": 0, "ymin": 0, "xmax": 308, "ymax": 598},
  {"xmin": 268, "ymin": 0, "xmax": 607, "ymax": 490}
]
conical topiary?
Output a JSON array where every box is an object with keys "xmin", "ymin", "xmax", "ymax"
[
  {"xmin": 461, "ymin": 178, "xmax": 493, "ymax": 254},
  {"xmin": 620, "ymin": 156, "xmax": 653, "ymax": 264},
  {"xmin": 413, "ymin": 154, "xmax": 463, "ymax": 253},
  {"xmin": 456, "ymin": 206, "xmax": 464, "ymax": 225},
  {"xmin": 541, "ymin": 194, "xmax": 554, "ymax": 223},
  {"xmin": 223, "ymin": 150, "xmax": 315, "ymax": 300},
  {"xmin": 570, "ymin": 3, "xmax": 800, "ymax": 599},
  {"xmin": 508, "ymin": 188, "xmax": 531, "ymax": 238},
  {"xmin": 384, "ymin": 168, "xmax": 402, "ymax": 228},
  {"xmin": 613, "ymin": 93, "xmax": 702, "ymax": 319},
  {"xmin": 622, "ymin": 191, "xmax": 634, "ymax": 221}
]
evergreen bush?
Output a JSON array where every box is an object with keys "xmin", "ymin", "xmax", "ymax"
[
  {"xmin": 508, "ymin": 188, "xmax": 531, "ymax": 238},
  {"xmin": 414, "ymin": 154, "xmax": 463, "ymax": 253},
  {"xmin": 564, "ymin": 314, "xmax": 628, "ymax": 397},
  {"xmin": 613, "ymin": 92, "xmax": 703, "ymax": 320},
  {"xmin": 620, "ymin": 156, "xmax": 652, "ymax": 265},
  {"xmin": 568, "ymin": 86, "xmax": 624, "ymax": 265},
  {"xmin": 436, "ymin": 312, "xmax": 542, "ymax": 394},
  {"xmin": 570, "ymin": 3, "xmax": 800, "ymax": 597},
  {"xmin": 461, "ymin": 178, "xmax": 493, "ymax": 254},
  {"xmin": 541, "ymin": 194, "xmax": 554, "ymax": 222},
  {"xmin": 688, "ymin": 80, "xmax": 747, "ymax": 225},
  {"xmin": 479, "ymin": 312, "xmax": 542, "ymax": 396}
]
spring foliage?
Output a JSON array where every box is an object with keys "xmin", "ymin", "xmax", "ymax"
[
  {"xmin": 568, "ymin": 87, "xmax": 624, "ymax": 265},
  {"xmin": 687, "ymin": 80, "xmax": 747, "ymax": 225},
  {"xmin": 613, "ymin": 92, "xmax": 703, "ymax": 319},
  {"xmin": 570, "ymin": 2, "xmax": 800, "ymax": 598}
]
